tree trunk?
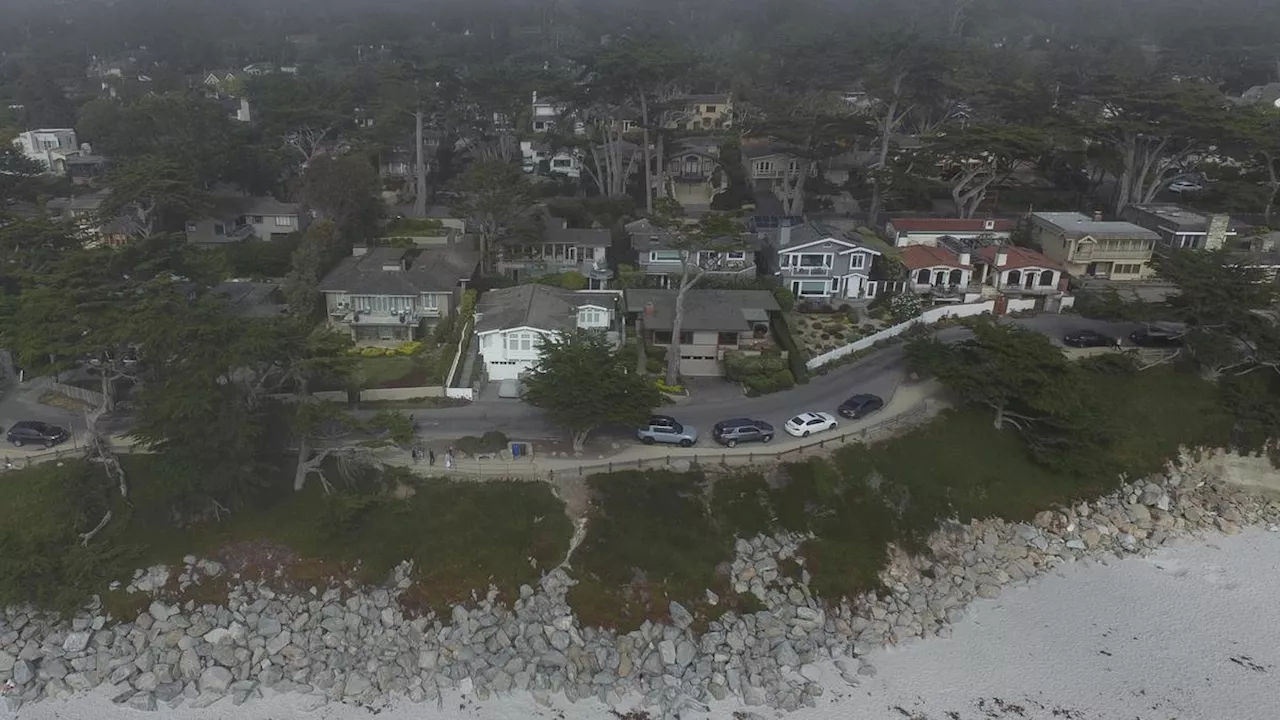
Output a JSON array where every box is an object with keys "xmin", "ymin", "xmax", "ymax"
[
  {"xmin": 413, "ymin": 109, "xmax": 427, "ymax": 217},
  {"xmin": 868, "ymin": 92, "xmax": 901, "ymax": 229},
  {"xmin": 571, "ymin": 428, "xmax": 592, "ymax": 453},
  {"xmin": 1264, "ymin": 154, "xmax": 1279, "ymax": 226},
  {"xmin": 641, "ymin": 94, "xmax": 653, "ymax": 214},
  {"xmin": 656, "ymin": 133, "xmax": 668, "ymax": 200},
  {"xmin": 665, "ymin": 257, "xmax": 704, "ymax": 386},
  {"xmin": 992, "ymin": 402, "xmax": 1006, "ymax": 430}
]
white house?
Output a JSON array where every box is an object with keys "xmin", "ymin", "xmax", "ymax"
[
  {"xmin": 884, "ymin": 217, "xmax": 1017, "ymax": 248},
  {"xmin": 520, "ymin": 141, "xmax": 583, "ymax": 179},
  {"xmin": 474, "ymin": 285, "xmax": 620, "ymax": 381},
  {"xmin": 13, "ymin": 129, "xmax": 80, "ymax": 173}
]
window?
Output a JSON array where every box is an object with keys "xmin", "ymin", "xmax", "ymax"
[
  {"xmin": 185, "ymin": 222, "xmax": 198, "ymax": 233},
  {"xmin": 274, "ymin": 216, "xmax": 292, "ymax": 227},
  {"xmin": 718, "ymin": 332, "xmax": 739, "ymax": 346},
  {"xmin": 552, "ymin": 158, "xmax": 572, "ymax": 168},
  {"xmin": 915, "ymin": 268, "xmax": 931, "ymax": 284},
  {"xmin": 679, "ymin": 331, "xmax": 695, "ymax": 345},
  {"xmin": 578, "ymin": 307, "xmax": 606, "ymax": 327},
  {"xmin": 726, "ymin": 251, "xmax": 747, "ymax": 261},
  {"xmin": 754, "ymin": 160, "xmax": 775, "ymax": 174},
  {"xmin": 506, "ymin": 332, "xmax": 538, "ymax": 352},
  {"xmin": 420, "ymin": 294, "xmax": 439, "ymax": 310},
  {"xmin": 649, "ymin": 250, "xmax": 682, "ymax": 262},
  {"xmin": 704, "ymin": 105, "xmax": 717, "ymax": 113},
  {"xmin": 1038, "ymin": 270, "xmax": 1055, "ymax": 287},
  {"xmin": 1114, "ymin": 263, "xmax": 1142, "ymax": 275},
  {"xmin": 534, "ymin": 121, "xmax": 546, "ymax": 131},
  {"xmin": 847, "ymin": 253, "xmax": 867, "ymax": 270},
  {"xmin": 214, "ymin": 223, "xmax": 225, "ymax": 236},
  {"xmin": 653, "ymin": 331, "xmax": 673, "ymax": 344},
  {"xmin": 252, "ymin": 215, "xmax": 264, "ymax": 224},
  {"xmin": 792, "ymin": 280, "xmax": 829, "ymax": 298}
]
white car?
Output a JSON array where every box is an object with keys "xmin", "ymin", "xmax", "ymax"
[
  {"xmin": 1168, "ymin": 180, "xmax": 1203, "ymax": 194},
  {"xmin": 784, "ymin": 411, "xmax": 839, "ymax": 438}
]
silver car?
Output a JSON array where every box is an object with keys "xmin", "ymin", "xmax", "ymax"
[{"xmin": 637, "ymin": 415, "xmax": 698, "ymax": 447}]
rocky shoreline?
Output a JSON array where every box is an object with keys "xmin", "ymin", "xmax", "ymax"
[{"xmin": 2, "ymin": 453, "xmax": 1279, "ymax": 717}]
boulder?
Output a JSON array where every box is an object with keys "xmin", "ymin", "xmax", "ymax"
[
  {"xmin": 198, "ymin": 666, "xmax": 233, "ymax": 694},
  {"xmin": 668, "ymin": 601, "xmax": 694, "ymax": 629},
  {"xmin": 62, "ymin": 631, "xmax": 92, "ymax": 654}
]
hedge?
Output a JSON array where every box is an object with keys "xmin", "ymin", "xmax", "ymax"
[{"xmin": 769, "ymin": 314, "xmax": 810, "ymax": 384}]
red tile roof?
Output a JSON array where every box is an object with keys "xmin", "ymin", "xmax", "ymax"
[
  {"xmin": 900, "ymin": 245, "xmax": 970, "ymax": 270},
  {"xmin": 975, "ymin": 245, "xmax": 1062, "ymax": 272},
  {"xmin": 889, "ymin": 218, "xmax": 1017, "ymax": 233}
]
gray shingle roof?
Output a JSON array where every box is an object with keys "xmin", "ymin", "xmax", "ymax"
[
  {"xmin": 318, "ymin": 245, "xmax": 479, "ymax": 296},
  {"xmin": 475, "ymin": 285, "xmax": 616, "ymax": 333},
  {"xmin": 543, "ymin": 216, "xmax": 612, "ymax": 247},
  {"xmin": 626, "ymin": 218, "xmax": 761, "ymax": 251},
  {"xmin": 623, "ymin": 289, "xmax": 779, "ymax": 332}
]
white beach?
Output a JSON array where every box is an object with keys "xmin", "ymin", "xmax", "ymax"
[{"xmin": 15, "ymin": 526, "xmax": 1280, "ymax": 720}]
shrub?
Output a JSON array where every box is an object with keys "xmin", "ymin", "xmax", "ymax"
[
  {"xmin": 455, "ymin": 432, "xmax": 509, "ymax": 456},
  {"xmin": 360, "ymin": 346, "xmax": 385, "ymax": 357},
  {"xmin": 537, "ymin": 271, "xmax": 589, "ymax": 290},
  {"xmin": 645, "ymin": 357, "xmax": 664, "ymax": 374},
  {"xmin": 655, "ymin": 379, "xmax": 685, "ymax": 394},
  {"xmin": 724, "ymin": 351, "xmax": 788, "ymax": 382},
  {"xmin": 743, "ymin": 368, "xmax": 795, "ymax": 396},
  {"xmin": 773, "ymin": 287, "xmax": 795, "ymax": 313},
  {"xmin": 646, "ymin": 345, "xmax": 668, "ymax": 361},
  {"xmin": 826, "ymin": 321, "xmax": 846, "ymax": 332},
  {"xmin": 433, "ymin": 315, "xmax": 455, "ymax": 345},
  {"xmin": 769, "ymin": 314, "xmax": 810, "ymax": 384},
  {"xmin": 396, "ymin": 340, "xmax": 424, "ymax": 356},
  {"xmin": 843, "ymin": 306, "xmax": 861, "ymax": 324}
]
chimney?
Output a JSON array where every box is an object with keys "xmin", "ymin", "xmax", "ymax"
[
  {"xmin": 1093, "ymin": 210, "xmax": 1103, "ymax": 222},
  {"xmin": 958, "ymin": 250, "xmax": 971, "ymax": 266},
  {"xmin": 995, "ymin": 247, "xmax": 1009, "ymax": 267},
  {"xmin": 644, "ymin": 301, "xmax": 655, "ymax": 318},
  {"xmin": 1205, "ymin": 214, "xmax": 1230, "ymax": 250},
  {"xmin": 779, "ymin": 223, "xmax": 792, "ymax": 247}
]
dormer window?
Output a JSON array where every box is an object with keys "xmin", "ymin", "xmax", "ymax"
[
  {"xmin": 578, "ymin": 306, "xmax": 606, "ymax": 327},
  {"xmin": 983, "ymin": 219, "xmax": 995, "ymax": 230}
]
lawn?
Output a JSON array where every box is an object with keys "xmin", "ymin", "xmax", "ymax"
[
  {"xmin": 0, "ymin": 457, "xmax": 571, "ymax": 617},
  {"xmin": 356, "ymin": 350, "xmax": 446, "ymax": 389},
  {"xmin": 569, "ymin": 365, "xmax": 1231, "ymax": 624}
]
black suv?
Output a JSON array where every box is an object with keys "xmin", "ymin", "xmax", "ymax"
[
  {"xmin": 6, "ymin": 421, "xmax": 70, "ymax": 448},
  {"xmin": 712, "ymin": 418, "xmax": 774, "ymax": 448}
]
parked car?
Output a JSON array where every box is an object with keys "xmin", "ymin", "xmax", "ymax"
[
  {"xmin": 1062, "ymin": 330, "xmax": 1120, "ymax": 348},
  {"xmin": 1168, "ymin": 180, "xmax": 1203, "ymax": 194},
  {"xmin": 637, "ymin": 416, "xmax": 698, "ymax": 447},
  {"xmin": 1129, "ymin": 328, "xmax": 1183, "ymax": 347},
  {"xmin": 784, "ymin": 411, "xmax": 839, "ymax": 437},
  {"xmin": 837, "ymin": 394, "xmax": 885, "ymax": 420},
  {"xmin": 711, "ymin": 418, "xmax": 775, "ymax": 448},
  {"xmin": 6, "ymin": 420, "xmax": 70, "ymax": 448}
]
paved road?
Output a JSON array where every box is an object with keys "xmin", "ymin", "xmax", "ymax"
[
  {"xmin": 361, "ymin": 315, "xmax": 1144, "ymax": 443},
  {"xmin": 0, "ymin": 315, "xmax": 1143, "ymax": 452}
]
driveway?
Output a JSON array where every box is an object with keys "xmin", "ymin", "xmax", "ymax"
[{"xmin": 359, "ymin": 315, "xmax": 1143, "ymax": 444}]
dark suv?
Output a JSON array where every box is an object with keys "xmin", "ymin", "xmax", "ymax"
[
  {"xmin": 6, "ymin": 421, "xmax": 70, "ymax": 448},
  {"xmin": 712, "ymin": 418, "xmax": 774, "ymax": 448},
  {"xmin": 1129, "ymin": 328, "xmax": 1183, "ymax": 347}
]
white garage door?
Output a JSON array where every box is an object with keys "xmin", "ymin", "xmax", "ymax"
[
  {"xmin": 679, "ymin": 353, "xmax": 722, "ymax": 377},
  {"xmin": 485, "ymin": 360, "xmax": 532, "ymax": 381}
]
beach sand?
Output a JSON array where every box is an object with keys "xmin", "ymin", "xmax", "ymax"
[{"xmin": 16, "ymin": 527, "xmax": 1280, "ymax": 720}]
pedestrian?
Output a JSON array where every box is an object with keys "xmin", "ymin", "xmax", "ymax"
[
  {"xmin": 444, "ymin": 447, "xmax": 454, "ymax": 470},
  {"xmin": 411, "ymin": 447, "xmax": 420, "ymax": 464},
  {"xmin": 3, "ymin": 457, "xmax": 11, "ymax": 471},
  {"xmin": 428, "ymin": 449, "xmax": 436, "ymax": 466}
]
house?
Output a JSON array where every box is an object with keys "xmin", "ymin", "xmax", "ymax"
[
  {"xmin": 662, "ymin": 94, "xmax": 733, "ymax": 131},
  {"xmin": 217, "ymin": 95, "xmax": 252, "ymax": 123},
  {"xmin": 624, "ymin": 289, "xmax": 779, "ymax": 377},
  {"xmin": 626, "ymin": 218, "xmax": 761, "ymax": 287},
  {"xmin": 184, "ymin": 194, "xmax": 303, "ymax": 246},
  {"xmin": 520, "ymin": 141, "xmax": 583, "ymax": 179},
  {"xmin": 241, "ymin": 62, "xmax": 277, "ymax": 76},
  {"xmin": 64, "ymin": 153, "xmax": 110, "ymax": 186},
  {"xmin": 12, "ymin": 129, "xmax": 79, "ymax": 172},
  {"xmin": 211, "ymin": 280, "xmax": 289, "ymax": 318},
  {"xmin": 319, "ymin": 244, "xmax": 479, "ymax": 345},
  {"xmin": 474, "ymin": 285, "xmax": 621, "ymax": 380},
  {"xmin": 497, "ymin": 215, "xmax": 613, "ymax": 288},
  {"xmin": 898, "ymin": 241, "xmax": 1065, "ymax": 303},
  {"xmin": 662, "ymin": 137, "xmax": 726, "ymax": 208},
  {"xmin": 770, "ymin": 222, "xmax": 882, "ymax": 301},
  {"xmin": 1029, "ymin": 212, "xmax": 1159, "ymax": 280},
  {"xmin": 530, "ymin": 92, "xmax": 583, "ymax": 135},
  {"xmin": 203, "ymin": 70, "xmax": 240, "ymax": 92},
  {"xmin": 1231, "ymin": 82, "xmax": 1280, "ymax": 109},
  {"xmin": 885, "ymin": 217, "xmax": 1017, "ymax": 248},
  {"xmin": 741, "ymin": 144, "xmax": 817, "ymax": 210},
  {"xmin": 1120, "ymin": 204, "xmax": 1240, "ymax": 251},
  {"xmin": 45, "ymin": 190, "xmax": 134, "ymax": 246}
]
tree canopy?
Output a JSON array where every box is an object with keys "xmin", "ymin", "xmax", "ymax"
[{"xmin": 522, "ymin": 330, "xmax": 662, "ymax": 452}]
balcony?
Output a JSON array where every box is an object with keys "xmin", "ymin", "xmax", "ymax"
[
  {"xmin": 1072, "ymin": 246, "xmax": 1153, "ymax": 262},
  {"xmin": 789, "ymin": 265, "xmax": 833, "ymax": 277}
]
